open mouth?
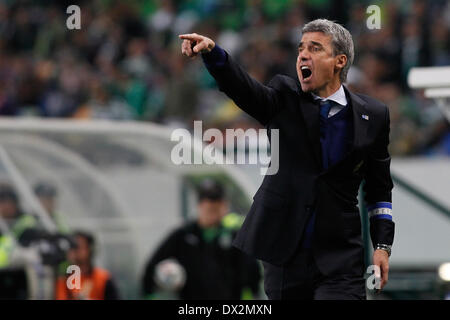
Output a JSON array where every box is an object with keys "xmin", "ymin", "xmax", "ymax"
[{"xmin": 301, "ymin": 66, "xmax": 312, "ymax": 80}]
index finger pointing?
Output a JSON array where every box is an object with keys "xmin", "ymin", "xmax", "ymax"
[{"xmin": 178, "ymin": 33, "xmax": 202, "ymax": 41}]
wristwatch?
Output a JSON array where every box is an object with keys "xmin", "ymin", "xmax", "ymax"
[{"xmin": 376, "ymin": 243, "xmax": 392, "ymax": 257}]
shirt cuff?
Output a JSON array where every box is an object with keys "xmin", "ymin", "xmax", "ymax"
[{"xmin": 201, "ymin": 45, "xmax": 227, "ymax": 68}]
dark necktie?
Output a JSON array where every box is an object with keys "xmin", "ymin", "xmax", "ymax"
[
  {"xmin": 301, "ymin": 100, "xmax": 333, "ymax": 249},
  {"xmin": 319, "ymin": 100, "xmax": 333, "ymax": 170},
  {"xmin": 319, "ymin": 100, "xmax": 332, "ymax": 121}
]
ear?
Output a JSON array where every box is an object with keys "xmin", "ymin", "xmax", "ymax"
[{"xmin": 335, "ymin": 54, "xmax": 347, "ymax": 73}]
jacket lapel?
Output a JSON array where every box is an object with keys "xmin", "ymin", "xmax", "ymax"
[
  {"xmin": 298, "ymin": 92, "xmax": 322, "ymax": 168},
  {"xmin": 322, "ymin": 87, "xmax": 371, "ymax": 174},
  {"xmin": 345, "ymin": 86, "xmax": 370, "ymax": 150}
]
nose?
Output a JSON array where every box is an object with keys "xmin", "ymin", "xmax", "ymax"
[{"xmin": 298, "ymin": 50, "xmax": 310, "ymax": 61}]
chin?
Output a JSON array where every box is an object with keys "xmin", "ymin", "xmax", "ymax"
[{"xmin": 300, "ymin": 82, "xmax": 314, "ymax": 93}]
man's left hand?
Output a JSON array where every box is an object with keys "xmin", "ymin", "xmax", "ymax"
[{"xmin": 373, "ymin": 249, "xmax": 389, "ymax": 290}]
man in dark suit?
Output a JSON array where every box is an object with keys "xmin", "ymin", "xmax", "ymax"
[{"xmin": 179, "ymin": 18, "xmax": 394, "ymax": 300}]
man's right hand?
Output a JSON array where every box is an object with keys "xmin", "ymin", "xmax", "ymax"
[{"xmin": 178, "ymin": 33, "xmax": 215, "ymax": 58}]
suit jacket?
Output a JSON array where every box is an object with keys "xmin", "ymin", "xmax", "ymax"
[{"xmin": 204, "ymin": 52, "xmax": 395, "ymax": 276}]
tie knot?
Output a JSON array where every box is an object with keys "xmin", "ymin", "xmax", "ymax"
[{"xmin": 319, "ymin": 100, "xmax": 333, "ymax": 119}]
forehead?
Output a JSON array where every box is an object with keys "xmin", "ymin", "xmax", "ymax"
[
  {"xmin": 76, "ymin": 236, "xmax": 89, "ymax": 247},
  {"xmin": 300, "ymin": 31, "xmax": 332, "ymax": 46},
  {"xmin": 199, "ymin": 199, "xmax": 226, "ymax": 207}
]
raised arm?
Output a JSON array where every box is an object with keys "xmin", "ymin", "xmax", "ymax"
[{"xmin": 179, "ymin": 33, "xmax": 282, "ymax": 125}]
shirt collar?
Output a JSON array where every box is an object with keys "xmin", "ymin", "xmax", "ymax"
[{"xmin": 311, "ymin": 85, "xmax": 347, "ymax": 106}]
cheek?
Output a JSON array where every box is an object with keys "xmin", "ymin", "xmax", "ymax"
[{"xmin": 316, "ymin": 61, "xmax": 334, "ymax": 79}]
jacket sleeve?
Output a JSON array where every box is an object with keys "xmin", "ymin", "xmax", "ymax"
[
  {"xmin": 202, "ymin": 46, "xmax": 282, "ymax": 126},
  {"xmin": 363, "ymin": 105, "xmax": 395, "ymax": 248}
]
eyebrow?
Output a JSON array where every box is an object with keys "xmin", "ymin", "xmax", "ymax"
[{"xmin": 298, "ymin": 41, "xmax": 324, "ymax": 48}]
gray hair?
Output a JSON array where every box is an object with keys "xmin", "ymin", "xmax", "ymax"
[{"xmin": 302, "ymin": 19, "xmax": 354, "ymax": 83}]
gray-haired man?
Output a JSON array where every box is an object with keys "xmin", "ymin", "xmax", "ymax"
[{"xmin": 179, "ymin": 19, "xmax": 394, "ymax": 300}]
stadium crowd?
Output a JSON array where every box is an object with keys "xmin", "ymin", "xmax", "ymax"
[{"xmin": 0, "ymin": 0, "xmax": 449, "ymax": 156}]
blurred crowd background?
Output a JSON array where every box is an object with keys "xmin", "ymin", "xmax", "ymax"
[{"xmin": 0, "ymin": 0, "xmax": 449, "ymax": 157}]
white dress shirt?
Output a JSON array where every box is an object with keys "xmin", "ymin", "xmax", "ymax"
[{"xmin": 311, "ymin": 85, "xmax": 348, "ymax": 118}]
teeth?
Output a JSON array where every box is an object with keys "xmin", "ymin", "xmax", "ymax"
[{"xmin": 301, "ymin": 66, "xmax": 309, "ymax": 70}]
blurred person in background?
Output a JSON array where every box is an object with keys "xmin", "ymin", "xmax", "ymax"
[
  {"xmin": 34, "ymin": 181, "xmax": 73, "ymax": 279},
  {"xmin": 0, "ymin": 184, "xmax": 33, "ymax": 280},
  {"xmin": 55, "ymin": 230, "xmax": 120, "ymax": 300},
  {"xmin": 0, "ymin": 183, "xmax": 48, "ymax": 299},
  {"xmin": 0, "ymin": 183, "xmax": 42, "ymax": 247},
  {"xmin": 34, "ymin": 181, "xmax": 69, "ymax": 234},
  {"xmin": 142, "ymin": 179, "xmax": 261, "ymax": 300}
]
